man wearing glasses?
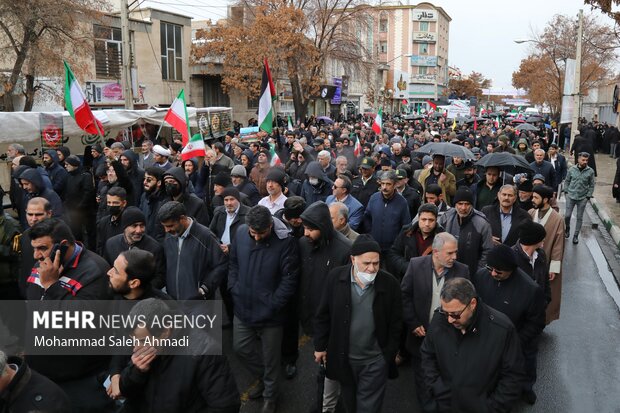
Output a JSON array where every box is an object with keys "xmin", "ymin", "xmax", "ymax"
[
  {"xmin": 421, "ymin": 277, "xmax": 526, "ymax": 412},
  {"xmin": 472, "ymin": 244, "xmax": 546, "ymax": 405}
]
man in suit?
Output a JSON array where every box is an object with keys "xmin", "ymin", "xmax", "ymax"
[
  {"xmin": 482, "ymin": 184, "xmax": 532, "ymax": 247},
  {"xmin": 400, "ymin": 232, "xmax": 469, "ymax": 411}
]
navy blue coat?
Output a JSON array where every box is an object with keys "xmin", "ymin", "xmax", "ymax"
[{"xmin": 362, "ymin": 191, "xmax": 411, "ymax": 250}]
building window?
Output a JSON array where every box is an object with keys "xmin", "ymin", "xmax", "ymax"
[
  {"xmin": 94, "ymin": 25, "xmax": 122, "ymax": 79},
  {"xmin": 379, "ymin": 19, "xmax": 388, "ymax": 32},
  {"xmin": 161, "ymin": 22, "xmax": 183, "ymax": 81},
  {"xmin": 420, "ymin": 21, "xmax": 429, "ymax": 31},
  {"xmin": 379, "ymin": 41, "xmax": 388, "ymax": 53},
  {"xmin": 247, "ymin": 97, "xmax": 259, "ymax": 109},
  {"xmin": 419, "ymin": 66, "xmax": 427, "ymax": 75},
  {"xmin": 419, "ymin": 43, "xmax": 429, "ymax": 55}
]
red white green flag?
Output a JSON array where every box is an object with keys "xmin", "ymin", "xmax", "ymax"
[
  {"xmin": 372, "ymin": 108, "xmax": 383, "ymax": 134},
  {"xmin": 182, "ymin": 133, "xmax": 206, "ymax": 161},
  {"xmin": 352, "ymin": 133, "xmax": 362, "ymax": 157},
  {"xmin": 269, "ymin": 143, "xmax": 281, "ymax": 166},
  {"xmin": 258, "ymin": 58, "xmax": 276, "ymax": 133},
  {"xmin": 164, "ymin": 89, "xmax": 191, "ymax": 145},
  {"xmin": 64, "ymin": 61, "xmax": 104, "ymax": 136}
]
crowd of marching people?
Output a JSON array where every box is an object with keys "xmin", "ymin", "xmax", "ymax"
[{"xmin": 0, "ymin": 112, "xmax": 597, "ymax": 413}]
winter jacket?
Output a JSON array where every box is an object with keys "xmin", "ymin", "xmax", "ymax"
[
  {"xmin": 236, "ymin": 179, "xmax": 261, "ymax": 206},
  {"xmin": 0, "ymin": 213, "xmax": 20, "ymax": 288},
  {"xmin": 163, "ymin": 167, "xmax": 211, "ymax": 226},
  {"xmin": 17, "ymin": 168, "xmax": 64, "ymax": 228},
  {"xmin": 96, "ymin": 212, "xmax": 124, "ymax": 257},
  {"xmin": 399, "ymin": 185, "xmax": 422, "ymax": 220},
  {"xmin": 362, "ymin": 191, "xmax": 411, "ymax": 251},
  {"xmin": 300, "ymin": 161, "xmax": 333, "ymax": 205},
  {"xmin": 120, "ymin": 352, "xmax": 240, "ymax": 413},
  {"xmin": 481, "ymin": 204, "xmax": 532, "ymax": 247},
  {"xmin": 325, "ymin": 194, "xmax": 364, "ymax": 231},
  {"xmin": 438, "ymin": 208, "xmax": 494, "ymax": 275},
  {"xmin": 421, "ymin": 301, "xmax": 526, "ymax": 413},
  {"xmin": 475, "ymin": 178, "xmax": 501, "ymax": 211},
  {"xmin": 564, "ymin": 165, "xmax": 595, "ymax": 201},
  {"xmin": 350, "ymin": 175, "xmax": 379, "ymax": 208},
  {"xmin": 122, "ymin": 149, "xmax": 146, "ymax": 205},
  {"xmin": 472, "ymin": 267, "xmax": 546, "ymax": 351},
  {"xmin": 0, "ymin": 356, "xmax": 71, "ymax": 413},
  {"xmin": 104, "ymin": 232, "xmax": 167, "ymax": 289},
  {"xmin": 512, "ymin": 243, "xmax": 551, "ymax": 306},
  {"xmin": 44, "ymin": 149, "xmax": 69, "ymax": 198},
  {"xmin": 228, "ymin": 217, "xmax": 298, "ymax": 327},
  {"xmin": 298, "ymin": 202, "xmax": 352, "ymax": 334},
  {"xmin": 63, "ymin": 166, "xmax": 96, "ymax": 212},
  {"xmin": 139, "ymin": 189, "xmax": 167, "ymax": 242},
  {"xmin": 163, "ymin": 219, "xmax": 227, "ymax": 300},
  {"xmin": 209, "ymin": 204, "xmax": 250, "ymax": 245},
  {"xmin": 386, "ymin": 221, "xmax": 445, "ymax": 279},
  {"xmin": 529, "ymin": 160, "xmax": 556, "ymax": 190},
  {"xmin": 313, "ymin": 266, "xmax": 403, "ymax": 384},
  {"xmin": 417, "ymin": 168, "xmax": 457, "ymax": 206}
]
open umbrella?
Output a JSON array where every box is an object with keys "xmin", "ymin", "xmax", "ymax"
[
  {"xmin": 465, "ymin": 116, "xmax": 486, "ymax": 124},
  {"xmin": 526, "ymin": 116, "xmax": 543, "ymax": 123},
  {"xmin": 429, "ymin": 112, "xmax": 445, "ymax": 119},
  {"xmin": 475, "ymin": 152, "xmax": 533, "ymax": 172},
  {"xmin": 317, "ymin": 116, "xmax": 334, "ymax": 124},
  {"xmin": 416, "ymin": 142, "xmax": 474, "ymax": 159},
  {"xmin": 403, "ymin": 114, "xmax": 424, "ymax": 120},
  {"xmin": 516, "ymin": 123, "xmax": 539, "ymax": 132}
]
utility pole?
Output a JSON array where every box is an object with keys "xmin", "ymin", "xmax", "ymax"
[
  {"xmin": 569, "ymin": 9, "xmax": 583, "ymax": 150},
  {"xmin": 120, "ymin": 0, "xmax": 134, "ymax": 109}
]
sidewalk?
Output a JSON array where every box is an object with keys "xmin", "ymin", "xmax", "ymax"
[{"xmin": 588, "ymin": 153, "xmax": 620, "ymax": 248}]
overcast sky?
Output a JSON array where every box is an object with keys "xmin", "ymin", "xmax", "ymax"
[{"xmin": 140, "ymin": 0, "xmax": 617, "ymax": 89}]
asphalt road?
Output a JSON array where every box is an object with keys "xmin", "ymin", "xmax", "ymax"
[{"xmin": 223, "ymin": 205, "xmax": 620, "ymax": 413}]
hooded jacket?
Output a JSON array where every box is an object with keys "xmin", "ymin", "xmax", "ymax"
[
  {"xmin": 122, "ymin": 149, "xmax": 145, "ymax": 205},
  {"xmin": 300, "ymin": 161, "xmax": 333, "ymax": 205},
  {"xmin": 63, "ymin": 164, "xmax": 96, "ymax": 212},
  {"xmin": 18, "ymin": 168, "xmax": 64, "ymax": 228},
  {"xmin": 163, "ymin": 167, "xmax": 211, "ymax": 226},
  {"xmin": 44, "ymin": 150, "xmax": 69, "ymax": 198},
  {"xmin": 298, "ymin": 202, "xmax": 352, "ymax": 334},
  {"xmin": 228, "ymin": 217, "xmax": 299, "ymax": 327},
  {"xmin": 386, "ymin": 220, "xmax": 445, "ymax": 279}
]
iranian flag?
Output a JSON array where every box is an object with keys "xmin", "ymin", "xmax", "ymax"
[
  {"xmin": 163, "ymin": 89, "xmax": 191, "ymax": 145},
  {"xmin": 372, "ymin": 108, "xmax": 383, "ymax": 134},
  {"xmin": 269, "ymin": 143, "xmax": 281, "ymax": 166},
  {"xmin": 64, "ymin": 61, "xmax": 104, "ymax": 136},
  {"xmin": 182, "ymin": 133, "xmax": 206, "ymax": 161},
  {"xmin": 353, "ymin": 133, "xmax": 362, "ymax": 157},
  {"xmin": 258, "ymin": 58, "xmax": 276, "ymax": 133}
]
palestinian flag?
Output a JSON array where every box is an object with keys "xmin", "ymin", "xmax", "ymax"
[
  {"xmin": 269, "ymin": 143, "xmax": 281, "ymax": 166},
  {"xmin": 181, "ymin": 133, "xmax": 206, "ymax": 161},
  {"xmin": 258, "ymin": 58, "xmax": 276, "ymax": 133},
  {"xmin": 64, "ymin": 61, "xmax": 104, "ymax": 136},
  {"xmin": 372, "ymin": 108, "xmax": 383, "ymax": 134},
  {"xmin": 426, "ymin": 99, "xmax": 437, "ymax": 111},
  {"xmin": 287, "ymin": 115, "xmax": 294, "ymax": 131},
  {"xmin": 163, "ymin": 89, "xmax": 191, "ymax": 145}
]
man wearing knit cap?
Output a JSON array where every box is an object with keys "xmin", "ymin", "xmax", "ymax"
[
  {"xmin": 314, "ymin": 234, "xmax": 402, "ymax": 413},
  {"xmin": 231, "ymin": 164, "xmax": 260, "ymax": 205},
  {"xmin": 529, "ymin": 184, "xmax": 565, "ymax": 324},
  {"xmin": 258, "ymin": 168, "xmax": 288, "ymax": 215},
  {"xmin": 438, "ymin": 187, "xmax": 494, "ymax": 275},
  {"xmin": 472, "ymin": 244, "xmax": 545, "ymax": 405},
  {"xmin": 103, "ymin": 206, "xmax": 166, "ymax": 289},
  {"xmin": 517, "ymin": 179, "xmax": 534, "ymax": 211},
  {"xmin": 274, "ymin": 196, "xmax": 306, "ymax": 238},
  {"xmin": 513, "ymin": 220, "xmax": 551, "ymax": 307},
  {"xmin": 152, "ymin": 145, "xmax": 172, "ymax": 171},
  {"xmin": 210, "ymin": 171, "xmax": 233, "ymax": 214}
]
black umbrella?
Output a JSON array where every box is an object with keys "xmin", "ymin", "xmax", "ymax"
[
  {"xmin": 416, "ymin": 142, "xmax": 474, "ymax": 159},
  {"xmin": 465, "ymin": 116, "xmax": 486, "ymax": 124},
  {"xmin": 488, "ymin": 112, "xmax": 505, "ymax": 117},
  {"xmin": 475, "ymin": 152, "xmax": 533, "ymax": 172},
  {"xmin": 525, "ymin": 116, "xmax": 543, "ymax": 123},
  {"xmin": 429, "ymin": 112, "xmax": 444, "ymax": 119},
  {"xmin": 404, "ymin": 114, "xmax": 424, "ymax": 120},
  {"xmin": 516, "ymin": 123, "xmax": 539, "ymax": 132}
]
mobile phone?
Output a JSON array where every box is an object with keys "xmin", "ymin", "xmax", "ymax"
[{"xmin": 49, "ymin": 243, "xmax": 69, "ymax": 260}]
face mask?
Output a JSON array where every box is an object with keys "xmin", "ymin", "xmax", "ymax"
[
  {"xmin": 354, "ymin": 263, "xmax": 377, "ymax": 286},
  {"xmin": 165, "ymin": 183, "xmax": 181, "ymax": 197},
  {"xmin": 108, "ymin": 205, "xmax": 122, "ymax": 216},
  {"xmin": 308, "ymin": 177, "xmax": 319, "ymax": 186}
]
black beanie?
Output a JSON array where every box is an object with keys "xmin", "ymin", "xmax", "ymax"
[
  {"xmin": 265, "ymin": 168, "xmax": 287, "ymax": 188},
  {"xmin": 283, "ymin": 196, "xmax": 306, "ymax": 219},
  {"xmin": 351, "ymin": 234, "xmax": 381, "ymax": 256},
  {"xmin": 487, "ymin": 244, "xmax": 517, "ymax": 271},
  {"xmin": 213, "ymin": 172, "xmax": 232, "ymax": 187},
  {"xmin": 221, "ymin": 187, "xmax": 241, "ymax": 201},
  {"xmin": 519, "ymin": 220, "xmax": 546, "ymax": 246},
  {"xmin": 65, "ymin": 155, "xmax": 81, "ymax": 167},
  {"xmin": 452, "ymin": 187, "xmax": 474, "ymax": 205},
  {"xmin": 92, "ymin": 143, "xmax": 103, "ymax": 154},
  {"xmin": 121, "ymin": 207, "xmax": 146, "ymax": 229}
]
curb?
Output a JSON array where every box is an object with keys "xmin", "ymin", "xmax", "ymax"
[{"xmin": 590, "ymin": 197, "xmax": 620, "ymax": 249}]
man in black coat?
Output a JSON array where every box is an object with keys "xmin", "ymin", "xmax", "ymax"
[
  {"xmin": 471, "ymin": 244, "xmax": 546, "ymax": 405},
  {"xmin": 96, "ymin": 186, "xmax": 128, "ymax": 256},
  {"xmin": 139, "ymin": 167, "xmax": 167, "ymax": 242},
  {"xmin": 513, "ymin": 220, "xmax": 551, "ymax": 307},
  {"xmin": 351, "ymin": 157, "xmax": 379, "ymax": 208},
  {"xmin": 421, "ymin": 278, "xmax": 526, "ymax": 412},
  {"xmin": 395, "ymin": 168, "xmax": 421, "ymax": 219},
  {"xmin": 481, "ymin": 184, "xmax": 532, "ymax": 247},
  {"xmin": 120, "ymin": 149, "xmax": 145, "ymax": 205},
  {"xmin": 400, "ymin": 232, "xmax": 469, "ymax": 410},
  {"xmin": 163, "ymin": 166, "xmax": 211, "ymax": 226},
  {"xmin": 63, "ymin": 155, "xmax": 97, "ymax": 248},
  {"xmin": 314, "ymin": 234, "xmax": 402, "ymax": 413},
  {"xmin": 0, "ymin": 351, "xmax": 71, "ymax": 413},
  {"xmin": 118, "ymin": 299, "xmax": 240, "ymax": 413},
  {"xmin": 103, "ymin": 207, "xmax": 166, "ymax": 289}
]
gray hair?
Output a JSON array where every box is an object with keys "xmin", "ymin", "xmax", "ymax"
[
  {"xmin": 391, "ymin": 142, "xmax": 402, "ymax": 151},
  {"xmin": 380, "ymin": 170, "xmax": 398, "ymax": 182},
  {"xmin": 110, "ymin": 142, "xmax": 125, "ymax": 150},
  {"xmin": 499, "ymin": 184, "xmax": 517, "ymax": 195},
  {"xmin": 0, "ymin": 350, "xmax": 6, "ymax": 376},
  {"xmin": 432, "ymin": 232, "xmax": 457, "ymax": 250},
  {"xmin": 440, "ymin": 278, "xmax": 477, "ymax": 305},
  {"xmin": 318, "ymin": 150, "xmax": 331, "ymax": 161},
  {"xmin": 8, "ymin": 143, "xmax": 25, "ymax": 155},
  {"xmin": 534, "ymin": 148, "xmax": 545, "ymax": 156},
  {"xmin": 330, "ymin": 201, "xmax": 349, "ymax": 222},
  {"xmin": 335, "ymin": 156, "xmax": 348, "ymax": 165}
]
